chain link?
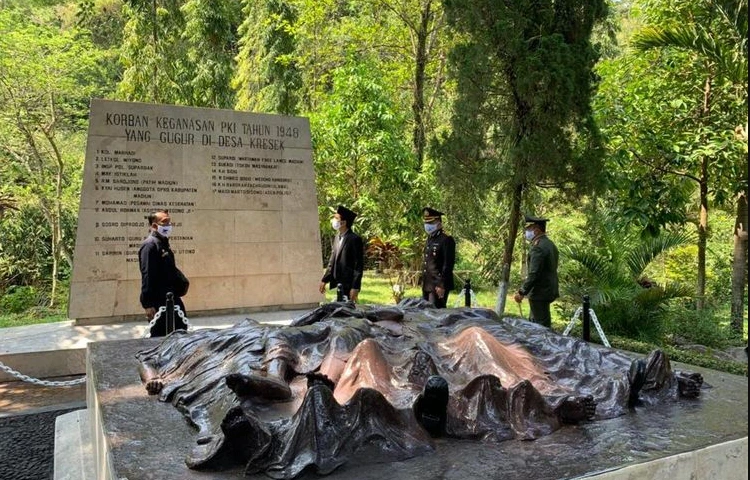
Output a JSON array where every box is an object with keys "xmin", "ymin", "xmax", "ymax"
[
  {"xmin": 1, "ymin": 306, "xmax": 191, "ymax": 386},
  {"xmin": 142, "ymin": 305, "xmax": 191, "ymax": 338},
  {"xmin": 0, "ymin": 361, "xmax": 86, "ymax": 387},
  {"xmin": 452, "ymin": 288, "xmax": 479, "ymax": 308},
  {"xmin": 562, "ymin": 306, "xmax": 610, "ymax": 347}
]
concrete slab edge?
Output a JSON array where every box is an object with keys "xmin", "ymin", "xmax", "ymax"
[
  {"xmin": 0, "ymin": 400, "xmax": 86, "ymax": 419},
  {"xmin": 87, "ymin": 349, "xmax": 117, "ymax": 480},
  {"xmin": 54, "ymin": 409, "xmax": 95, "ymax": 480},
  {"xmin": 579, "ymin": 436, "xmax": 748, "ymax": 480},
  {"xmin": 0, "ymin": 349, "xmax": 86, "ymax": 382}
]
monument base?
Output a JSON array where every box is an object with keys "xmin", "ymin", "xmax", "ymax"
[
  {"xmin": 84, "ymin": 338, "xmax": 748, "ymax": 480},
  {"xmin": 73, "ymin": 303, "xmax": 320, "ymax": 326}
]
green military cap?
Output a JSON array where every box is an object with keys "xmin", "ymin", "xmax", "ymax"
[{"xmin": 524, "ymin": 214, "xmax": 549, "ymax": 229}]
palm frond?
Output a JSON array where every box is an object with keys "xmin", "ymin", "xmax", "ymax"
[
  {"xmin": 632, "ymin": 25, "xmax": 710, "ymax": 53},
  {"xmin": 660, "ymin": 280, "xmax": 694, "ymax": 300},
  {"xmin": 632, "ymin": 23, "xmax": 747, "ymax": 85},
  {"xmin": 626, "ymin": 231, "xmax": 693, "ymax": 278},
  {"xmin": 561, "ymin": 245, "xmax": 618, "ymax": 280}
]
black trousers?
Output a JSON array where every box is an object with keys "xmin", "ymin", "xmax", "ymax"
[
  {"xmin": 149, "ymin": 297, "xmax": 188, "ymax": 337},
  {"xmin": 423, "ymin": 290, "xmax": 449, "ymax": 309},
  {"xmin": 528, "ymin": 300, "xmax": 552, "ymax": 328},
  {"xmin": 330, "ymin": 283, "xmax": 353, "ymax": 301}
]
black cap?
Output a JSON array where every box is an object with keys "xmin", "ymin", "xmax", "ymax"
[
  {"xmin": 423, "ymin": 207, "xmax": 444, "ymax": 223},
  {"xmin": 336, "ymin": 205, "xmax": 357, "ymax": 225},
  {"xmin": 524, "ymin": 215, "xmax": 548, "ymax": 230}
]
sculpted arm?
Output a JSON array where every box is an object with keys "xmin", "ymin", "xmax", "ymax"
[{"xmin": 138, "ymin": 362, "xmax": 164, "ymax": 395}]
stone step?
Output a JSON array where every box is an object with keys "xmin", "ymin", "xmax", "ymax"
[{"xmin": 54, "ymin": 410, "xmax": 94, "ymax": 480}]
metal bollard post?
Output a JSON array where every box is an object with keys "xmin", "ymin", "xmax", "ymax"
[
  {"xmin": 166, "ymin": 292, "xmax": 175, "ymax": 335},
  {"xmin": 336, "ymin": 283, "xmax": 344, "ymax": 302},
  {"xmin": 464, "ymin": 279, "xmax": 472, "ymax": 307},
  {"xmin": 582, "ymin": 295, "xmax": 591, "ymax": 342}
]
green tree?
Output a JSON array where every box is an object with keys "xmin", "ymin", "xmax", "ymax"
[
  {"xmin": 607, "ymin": 0, "xmax": 747, "ymax": 323},
  {"xmin": 0, "ymin": 9, "xmax": 108, "ymax": 304},
  {"xmin": 181, "ymin": 0, "xmax": 240, "ymax": 108},
  {"xmin": 118, "ymin": 0, "xmax": 186, "ymax": 103},
  {"xmin": 438, "ymin": 0, "xmax": 608, "ymax": 314},
  {"xmin": 310, "ymin": 60, "xmax": 417, "ymax": 244},
  {"xmin": 118, "ymin": 0, "xmax": 240, "ymax": 107},
  {"xmin": 233, "ymin": 0, "xmax": 301, "ymax": 114}
]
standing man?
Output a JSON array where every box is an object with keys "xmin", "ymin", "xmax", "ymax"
[
  {"xmin": 139, "ymin": 209, "xmax": 188, "ymax": 337},
  {"xmin": 320, "ymin": 205, "xmax": 364, "ymax": 302},
  {"xmin": 514, "ymin": 215, "xmax": 559, "ymax": 328},
  {"xmin": 421, "ymin": 207, "xmax": 455, "ymax": 308}
]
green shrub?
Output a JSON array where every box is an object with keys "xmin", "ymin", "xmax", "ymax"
[
  {"xmin": 594, "ymin": 300, "xmax": 664, "ymax": 343},
  {"xmin": 0, "ymin": 285, "xmax": 41, "ymax": 313},
  {"xmin": 662, "ymin": 304, "xmax": 743, "ymax": 348}
]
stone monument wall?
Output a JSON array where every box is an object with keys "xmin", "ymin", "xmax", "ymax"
[{"xmin": 69, "ymin": 99, "xmax": 323, "ymax": 321}]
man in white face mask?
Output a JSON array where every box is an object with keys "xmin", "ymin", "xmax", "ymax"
[
  {"xmin": 514, "ymin": 215, "xmax": 559, "ymax": 328},
  {"xmin": 421, "ymin": 207, "xmax": 456, "ymax": 308},
  {"xmin": 138, "ymin": 209, "xmax": 188, "ymax": 336},
  {"xmin": 319, "ymin": 205, "xmax": 364, "ymax": 302}
]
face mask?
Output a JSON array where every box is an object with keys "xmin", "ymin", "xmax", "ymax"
[
  {"xmin": 331, "ymin": 219, "xmax": 341, "ymax": 230},
  {"xmin": 424, "ymin": 223, "xmax": 438, "ymax": 234},
  {"xmin": 524, "ymin": 229, "xmax": 534, "ymax": 241},
  {"xmin": 157, "ymin": 225, "xmax": 173, "ymax": 237}
]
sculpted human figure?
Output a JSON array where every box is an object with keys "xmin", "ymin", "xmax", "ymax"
[{"xmin": 137, "ymin": 301, "xmax": 703, "ymax": 478}]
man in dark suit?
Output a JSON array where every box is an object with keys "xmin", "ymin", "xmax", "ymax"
[
  {"xmin": 320, "ymin": 205, "xmax": 364, "ymax": 302},
  {"xmin": 421, "ymin": 207, "xmax": 455, "ymax": 308},
  {"xmin": 514, "ymin": 215, "xmax": 559, "ymax": 328},
  {"xmin": 139, "ymin": 209, "xmax": 188, "ymax": 337}
]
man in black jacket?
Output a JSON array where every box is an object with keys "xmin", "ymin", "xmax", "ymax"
[
  {"xmin": 320, "ymin": 205, "xmax": 364, "ymax": 302},
  {"xmin": 514, "ymin": 215, "xmax": 559, "ymax": 328},
  {"xmin": 421, "ymin": 207, "xmax": 455, "ymax": 308},
  {"xmin": 139, "ymin": 209, "xmax": 188, "ymax": 336}
]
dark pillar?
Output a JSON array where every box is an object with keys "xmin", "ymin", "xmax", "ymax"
[
  {"xmin": 582, "ymin": 295, "xmax": 591, "ymax": 342},
  {"xmin": 166, "ymin": 292, "xmax": 175, "ymax": 335},
  {"xmin": 336, "ymin": 283, "xmax": 344, "ymax": 302},
  {"xmin": 464, "ymin": 279, "xmax": 472, "ymax": 307}
]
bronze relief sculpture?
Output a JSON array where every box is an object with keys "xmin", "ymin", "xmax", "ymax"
[{"xmin": 137, "ymin": 300, "xmax": 703, "ymax": 479}]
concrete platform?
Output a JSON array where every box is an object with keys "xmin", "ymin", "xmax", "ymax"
[
  {"xmin": 83, "ymin": 338, "xmax": 748, "ymax": 480},
  {"xmin": 0, "ymin": 309, "xmax": 309, "ymax": 383}
]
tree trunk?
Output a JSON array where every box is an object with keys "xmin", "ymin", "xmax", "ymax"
[
  {"xmin": 695, "ymin": 75, "xmax": 712, "ymax": 311},
  {"xmin": 696, "ymin": 157, "xmax": 708, "ymax": 310},
  {"xmin": 730, "ymin": 191, "xmax": 748, "ymax": 334},
  {"xmin": 412, "ymin": 1, "xmax": 431, "ymax": 171},
  {"xmin": 495, "ymin": 182, "xmax": 523, "ymax": 315},
  {"xmin": 50, "ymin": 222, "xmax": 59, "ymax": 308}
]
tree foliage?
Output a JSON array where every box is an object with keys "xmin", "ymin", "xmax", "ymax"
[
  {"xmin": 234, "ymin": 0, "xmax": 301, "ymax": 114},
  {"xmin": 310, "ymin": 60, "xmax": 418, "ymax": 242},
  {"xmin": 594, "ymin": 0, "xmax": 747, "ymax": 318},
  {"xmin": 436, "ymin": 0, "xmax": 608, "ymax": 312},
  {"xmin": 0, "ymin": 8, "xmax": 110, "ymax": 303}
]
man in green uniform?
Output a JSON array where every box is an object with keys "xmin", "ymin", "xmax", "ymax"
[{"xmin": 513, "ymin": 215, "xmax": 559, "ymax": 328}]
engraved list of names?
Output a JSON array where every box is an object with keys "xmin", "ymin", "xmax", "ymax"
[{"xmin": 69, "ymin": 99, "xmax": 323, "ymax": 320}]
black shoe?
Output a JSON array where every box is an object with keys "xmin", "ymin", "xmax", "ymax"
[
  {"xmin": 628, "ymin": 359, "xmax": 646, "ymax": 407},
  {"xmin": 414, "ymin": 375, "xmax": 449, "ymax": 437}
]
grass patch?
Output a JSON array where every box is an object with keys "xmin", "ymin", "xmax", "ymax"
[
  {"xmin": 326, "ymin": 271, "xmax": 568, "ymax": 322},
  {"xmin": 0, "ymin": 308, "xmax": 68, "ymax": 329}
]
